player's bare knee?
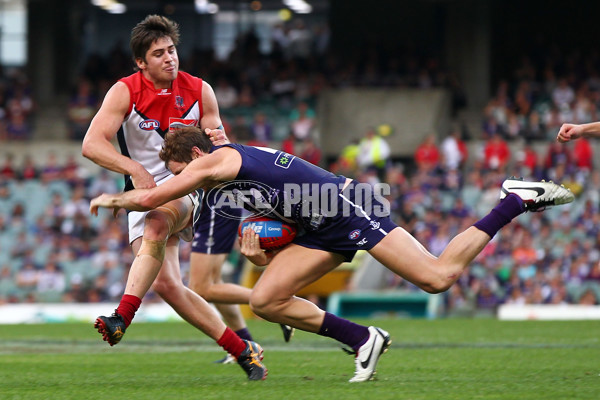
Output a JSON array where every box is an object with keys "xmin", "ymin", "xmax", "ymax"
[
  {"xmin": 152, "ymin": 276, "xmax": 179, "ymax": 299},
  {"xmin": 143, "ymin": 211, "xmax": 170, "ymax": 240},
  {"xmin": 187, "ymin": 279, "xmax": 203, "ymax": 295},
  {"xmin": 189, "ymin": 280, "xmax": 212, "ymax": 300},
  {"xmin": 248, "ymin": 290, "xmax": 276, "ymax": 317},
  {"xmin": 420, "ymin": 275, "xmax": 453, "ymax": 294}
]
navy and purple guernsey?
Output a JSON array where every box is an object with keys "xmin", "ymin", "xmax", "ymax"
[
  {"xmin": 209, "ymin": 143, "xmax": 398, "ymax": 262},
  {"xmin": 215, "ymin": 143, "xmax": 347, "ymax": 231}
]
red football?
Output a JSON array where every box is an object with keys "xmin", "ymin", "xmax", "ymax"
[{"xmin": 238, "ymin": 216, "xmax": 297, "ymax": 250}]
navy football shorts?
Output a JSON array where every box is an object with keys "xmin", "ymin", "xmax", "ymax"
[
  {"xmin": 191, "ymin": 194, "xmax": 243, "ymax": 255},
  {"xmin": 292, "ymin": 180, "xmax": 398, "ymax": 262}
]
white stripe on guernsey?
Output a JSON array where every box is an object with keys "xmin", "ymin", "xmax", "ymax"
[
  {"xmin": 338, "ymin": 193, "xmax": 388, "ymax": 235},
  {"xmin": 253, "ymin": 146, "xmax": 278, "ymax": 154},
  {"xmin": 207, "ymin": 208, "xmax": 216, "ymax": 254}
]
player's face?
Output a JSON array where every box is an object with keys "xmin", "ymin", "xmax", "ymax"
[{"xmin": 138, "ymin": 37, "xmax": 179, "ymax": 88}]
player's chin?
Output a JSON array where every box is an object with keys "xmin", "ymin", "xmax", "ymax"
[{"xmin": 163, "ymin": 70, "xmax": 178, "ymax": 80}]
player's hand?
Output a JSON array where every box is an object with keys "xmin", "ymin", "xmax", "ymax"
[
  {"xmin": 90, "ymin": 194, "xmax": 121, "ymax": 217},
  {"xmin": 239, "ymin": 228, "xmax": 269, "ymax": 266},
  {"xmin": 557, "ymin": 123, "xmax": 582, "ymax": 143},
  {"xmin": 131, "ymin": 168, "xmax": 157, "ymax": 189},
  {"xmin": 240, "ymin": 228, "xmax": 262, "ymax": 257},
  {"xmin": 205, "ymin": 127, "xmax": 230, "ymax": 146}
]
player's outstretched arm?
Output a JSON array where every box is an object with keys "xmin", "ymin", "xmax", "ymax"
[
  {"xmin": 557, "ymin": 121, "xmax": 600, "ymax": 143},
  {"xmin": 90, "ymin": 163, "xmax": 204, "ymax": 214},
  {"xmin": 90, "ymin": 147, "xmax": 242, "ymax": 215}
]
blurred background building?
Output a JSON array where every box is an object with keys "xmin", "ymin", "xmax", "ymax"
[{"xmin": 2, "ymin": 0, "xmax": 600, "ymax": 317}]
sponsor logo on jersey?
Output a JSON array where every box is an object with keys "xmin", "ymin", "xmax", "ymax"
[
  {"xmin": 139, "ymin": 119, "xmax": 160, "ymax": 130},
  {"xmin": 348, "ymin": 229, "xmax": 361, "ymax": 240},
  {"xmin": 357, "ymin": 238, "xmax": 368, "ymax": 246},
  {"xmin": 157, "ymin": 88, "xmax": 171, "ymax": 96},
  {"xmin": 274, "ymin": 152, "xmax": 295, "ymax": 169},
  {"xmin": 168, "ymin": 118, "xmax": 198, "ymax": 132},
  {"xmin": 370, "ymin": 220, "xmax": 381, "ymax": 230}
]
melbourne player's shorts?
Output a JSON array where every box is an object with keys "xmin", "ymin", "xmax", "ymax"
[
  {"xmin": 292, "ymin": 180, "xmax": 398, "ymax": 262},
  {"xmin": 127, "ymin": 174, "xmax": 198, "ymax": 243},
  {"xmin": 191, "ymin": 194, "xmax": 243, "ymax": 254}
]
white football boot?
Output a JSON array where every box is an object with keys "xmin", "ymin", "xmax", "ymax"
[
  {"xmin": 500, "ymin": 177, "xmax": 574, "ymax": 211},
  {"xmin": 349, "ymin": 326, "xmax": 391, "ymax": 382}
]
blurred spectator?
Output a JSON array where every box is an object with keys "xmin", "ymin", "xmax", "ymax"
[
  {"xmin": 578, "ymin": 288, "xmax": 598, "ymax": 305},
  {"xmin": 40, "ymin": 152, "xmax": 63, "ymax": 182},
  {"xmin": 552, "ymin": 78, "xmax": 575, "ymax": 109},
  {"xmin": 230, "ymin": 115, "xmax": 252, "ymax": 141},
  {"xmin": 544, "ymin": 141, "xmax": 572, "ymax": 170},
  {"xmin": 334, "ymin": 138, "xmax": 360, "ymax": 176},
  {"xmin": 357, "ymin": 127, "xmax": 391, "ymax": 181},
  {"xmin": 36, "ymin": 259, "xmax": 66, "ymax": 293},
  {"xmin": 414, "ymin": 134, "xmax": 440, "ymax": 171},
  {"xmin": 214, "ymin": 77, "xmax": 238, "ymax": 109},
  {"xmin": 15, "ymin": 261, "xmax": 38, "ymax": 291},
  {"xmin": 289, "ymin": 101, "xmax": 315, "ymax": 141},
  {"xmin": 60, "ymin": 185, "xmax": 89, "ymax": 235},
  {"xmin": 87, "ymin": 169, "xmax": 118, "ymax": 198},
  {"xmin": 0, "ymin": 153, "xmax": 17, "ymax": 179},
  {"xmin": 270, "ymin": 69, "xmax": 296, "ymax": 109},
  {"xmin": 274, "ymin": 133, "xmax": 293, "ymax": 156},
  {"xmin": 572, "ymin": 137, "xmax": 593, "ymax": 172},
  {"xmin": 237, "ymin": 83, "xmax": 256, "ymax": 108},
  {"xmin": 0, "ymin": 264, "xmax": 15, "ymax": 301},
  {"xmin": 440, "ymin": 128, "xmax": 467, "ymax": 171},
  {"xmin": 20, "ymin": 154, "xmax": 39, "ymax": 180},
  {"xmin": 250, "ymin": 112, "xmax": 272, "ymax": 143},
  {"xmin": 62, "ymin": 154, "xmax": 85, "ymax": 189},
  {"xmin": 71, "ymin": 213, "xmax": 98, "ymax": 244},
  {"xmin": 299, "ymin": 138, "xmax": 322, "ymax": 166},
  {"xmin": 522, "ymin": 110, "xmax": 546, "ymax": 141},
  {"xmin": 288, "ymin": 19, "xmax": 313, "ymax": 62},
  {"xmin": 67, "ymin": 78, "xmax": 97, "ymax": 141},
  {"xmin": 514, "ymin": 141, "xmax": 539, "ymax": 178},
  {"xmin": 7, "ymin": 85, "xmax": 34, "ymax": 121},
  {"xmin": 6, "ymin": 114, "xmax": 29, "ymax": 141},
  {"xmin": 482, "ymin": 133, "xmax": 510, "ymax": 171},
  {"xmin": 271, "ymin": 23, "xmax": 292, "ymax": 60},
  {"xmin": 474, "ymin": 280, "xmax": 501, "ymax": 311}
]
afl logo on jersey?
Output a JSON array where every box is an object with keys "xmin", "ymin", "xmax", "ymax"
[{"xmin": 139, "ymin": 119, "xmax": 160, "ymax": 130}]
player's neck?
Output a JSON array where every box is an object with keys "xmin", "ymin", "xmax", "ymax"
[{"xmin": 141, "ymin": 70, "xmax": 173, "ymax": 90}]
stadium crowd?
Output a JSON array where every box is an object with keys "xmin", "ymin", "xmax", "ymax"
[{"xmin": 1, "ymin": 21, "xmax": 600, "ymax": 314}]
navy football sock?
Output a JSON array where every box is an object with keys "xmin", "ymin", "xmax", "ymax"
[
  {"xmin": 235, "ymin": 327, "xmax": 253, "ymax": 341},
  {"xmin": 317, "ymin": 312, "xmax": 369, "ymax": 352},
  {"xmin": 473, "ymin": 194, "xmax": 525, "ymax": 238}
]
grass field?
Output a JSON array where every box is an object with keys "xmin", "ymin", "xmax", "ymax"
[{"xmin": 0, "ymin": 318, "xmax": 599, "ymax": 399}]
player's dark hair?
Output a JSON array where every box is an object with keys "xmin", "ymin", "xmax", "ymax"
[
  {"xmin": 160, "ymin": 126, "xmax": 212, "ymax": 164},
  {"xmin": 130, "ymin": 15, "xmax": 180, "ymax": 69}
]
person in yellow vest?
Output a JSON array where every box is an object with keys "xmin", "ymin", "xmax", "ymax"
[
  {"xmin": 357, "ymin": 127, "xmax": 391, "ymax": 181},
  {"xmin": 336, "ymin": 138, "xmax": 360, "ymax": 176}
]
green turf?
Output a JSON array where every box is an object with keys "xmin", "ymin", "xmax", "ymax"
[{"xmin": 0, "ymin": 318, "xmax": 599, "ymax": 399}]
